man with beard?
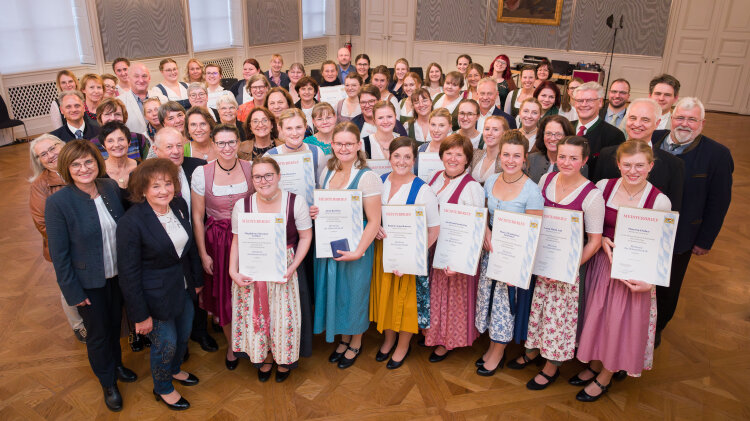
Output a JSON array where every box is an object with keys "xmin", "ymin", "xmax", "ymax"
[
  {"xmin": 600, "ymin": 79, "xmax": 630, "ymax": 132},
  {"xmin": 651, "ymin": 97, "xmax": 733, "ymax": 346}
]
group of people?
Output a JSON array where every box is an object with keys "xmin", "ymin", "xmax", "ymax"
[{"xmin": 29, "ymin": 49, "xmax": 733, "ymax": 412}]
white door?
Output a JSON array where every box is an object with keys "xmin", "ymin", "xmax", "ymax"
[
  {"xmin": 363, "ymin": 0, "xmax": 415, "ymax": 66},
  {"xmin": 364, "ymin": 0, "xmax": 389, "ymax": 66}
]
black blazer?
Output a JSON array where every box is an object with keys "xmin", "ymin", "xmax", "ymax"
[
  {"xmin": 50, "ymin": 116, "xmax": 101, "ymax": 142},
  {"xmin": 116, "ymin": 198, "xmax": 203, "ymax": 322},
  {"xmin": 265, "ymin": 70, "xmax": 290, "ymax": 88},
  {"xmin": 350, "ymin": 113, "xmax": 407, "ymax": 137},
  {"xmin": 652, "ymin": 131, "xmax": 733, "ymax": 253},
  {"xmin": 593, "ymin": 140, "xmax": 685, "ymax": 211},
  {"xmin": 570, "ymin": 118, "xmax": 625, "ymax": 176},
  {"xmin": 492, "ymin": 107, "xmax": 518, "ymax": 130},
  {"xmin": 46, "ymin": 178, "xmax": 125, "ymax": 305}
]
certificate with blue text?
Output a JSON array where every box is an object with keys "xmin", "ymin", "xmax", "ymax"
[
  {"xmin": 417, "ymin": 152, "xmax": 444, "ymax": 183},
  {"xmin": 269, "ymin": 151, "xmax": 315, "ymax": 206},
  {"xmin": 532, "ymin": 207, "xmax": 584, "ymax": 285},
  {"xmin": 238, "ymin": 212, "xmax": 287, "ymax": 283},
  {"xmin": 486, "ymin": 210, "xmax": 542, "ymax": 289},
  {"xmin": 432, "ymin": 203, "xmax": 487, "ymax": 276},
  {"xmin": 611, "ymin": 206, "xmax": 679, "ymax": 286},
  {"xmin": 313, "ymin": 189, "xmax": 363, "ymax": 258},
  {"xmin": 382, "ymin": 205, "xmax": 428, "ymax": 276}
]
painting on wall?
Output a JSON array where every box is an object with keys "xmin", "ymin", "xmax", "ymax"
[{"xmin": 497, "ymin": 0, "xmax": 564, "ymax": 25}]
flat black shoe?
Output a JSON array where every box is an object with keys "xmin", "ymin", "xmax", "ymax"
[
  {"xmin": 73, "ymin": 328, "xmax": 87, "ymax": 344},
  {"xmin": 153, "ymin": 390, "xmax": 190, "ymax": 410},
  {"xmin": 212, "ymin": 321, "xmax": 223, "ymax": 333},
  {"xmin": 115, "ymin": 365, "xmax": 137, "ymax": 383},
  {"xmin": 576, "ymin": 378, "xmax": 611, "ymax": 402},
  {"xmin": 375, "ymin": 344, "xmax": 395, "ymax": 362},
  {"xmin": 476, "ymin": 356, "xmax": 505, "ymax": 376},
  {"xmin": 258, "ymin": 363, "xmax": 273, "ymax": 382},
  {"xmin": 428, "ymin": 348, "xmax": 450, "ymax": 363},
  {"xmin": 275, "ymin": 368, "xmax": 291, "ymax": 383},
  {"xmin": 328, "ymin": 341, "xmax": 350, "ymax": 363},
  {"xmin": 174, "ymin": 372, "xmax": 199, "ymax": 386},
  {"xmin": 225, "ymin": 353, "xmax": 239, "ymax": 371},
  {"xmin": 129, "ymin": 332, "xmax": 144, "ymax": 352},
  {"xmin": 337, "ymin": 346, "xmax": 361, "ymax": 369},
  {"xmin": 507, "ymin": 354, "xmax": 543, "ymax": 370},
  {"xmin": 102, "ymin": 384, "xmax": 122, "ymax": 412},
  {"xmin": 386, "ymin": 347, "xmax": 411, "ymax": 370},
  {"xmin": 191, "ymin": 334, "xmax": 219, "ymax": 352},
  {"xmin": 526, "ymin": 369, "xmax": 560, "ymax": 390},
  {"xmin": 475, "ymin": 356, "xmax": 485, "ymax": 367},
  {"xmin": 568, "ymin": 367, "xmax": 600, "ymax": 386},
  {"xmin": 613, "ymin": 370, "xmax": 628, "ymax": 381}
]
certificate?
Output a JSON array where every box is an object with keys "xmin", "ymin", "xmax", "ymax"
[
  {"xmin": 417, "ymin": 152, "xmax": 444, "ymax": 182},
  {"xmin": 532, "ymin": 207, "xmax": 584, "ymax": 285},
  {"xmin": 367, "ymin": 159, "xmax": 391, "ymax": 176},
  {"xmin": 382, "ymin": 205, "xmax": 428, "ymax": 276},
  {"xmin": 237, "ymin": 212, "xmax": 287, "ymax": 283},
  {"xmin": 313, "ymin": 189, "xmax": 363, "ymax": 258},
  {"xmin": 486, "ymin": 210, "xmax": 542, "ymax": 289},
  {"xmin": 432, "ymin": 203, "xmax": 487, "ymax": 276},
  {"xmin": 319, "ymin": 85, "xmax": 347, "ymax": 107},
  {"xmin": 269, "ymin": 151, "xmax": 315, "ymax": 206},
  {"xmin": 610, "ymin": 206, "xmax": 679, "ymax": 286}
]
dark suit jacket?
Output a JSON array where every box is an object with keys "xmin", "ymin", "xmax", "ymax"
[
  {"xmin": 351, "ymin": 113, "xmax": 407, "ymax": 137},
  {"xmin": 50, "ymin": 116, "xmax": 101, "ymax": 142},
  {"xmin": 45, "ymin": 178, "xmax": 125, "ymax": 305},
  {"xmin": 652, "ymin": 130, "xmax": 733, "ymax": 253},
  {"xmin": 570, "ymin": 118, "xmax": 625, "ymax": 176},
  {"xmin": 182, "ymin": 157, "xmax": 207, "ymax": 187},
  {"xmin": 116, "ymin": 197, "xmax": 203, "ymax": 322},
  {"xmin": 491, "ymin": 107, "xmax": 518, "ymax": 130},
  {"xmin": 593, "ymin": 140, "xmax": 685, "ymax": 211},
  {"xmin": 265, "ymin": 70, "xmax": 290, "ymax": 88}
]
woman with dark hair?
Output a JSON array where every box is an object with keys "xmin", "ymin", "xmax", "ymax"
[
  {"xmin": 320, "ymin": 60, "xmax": 342, "ymax": 87},
  {"xmin": 117, "ymin": 158, "xmax": 204, "ymax": 410},
  {"xmin": 264, "ymin": 87, "xmax": 294, "ymax": 120},
  {"xmin": 488, "ymin": 55, "xmax": 516, "ymax": 110},
  {"xmin": 534, "ymin": 58, "xmax": 552, "ymax": 88},
  {"xmin": 389, "ymin": 58, "xmax": 410, "ymax": 101},
  {"xmin": 433, "ymin": 71, "xmax": 464, "ymax": 117},
  {"xmin": 534, "ymin": 81, "xmax": 561, "ymax": 118},
  {"xmin": 295, "ymin": 76, "xmax": 320, "ymax": 125},
  {"xmin": 354, "ymin": 53, "xmax": 371, "ymax": 84},
  {"xmin": 185, "ymin": 107, "xmax": 218, "ymax": 161},
  {"xmin": 424, "ymin": 63, "xmax": 445, "ymax": 99},
  {"xmin": 456, "ymin": 54, "xmax": 472, "ymax": 74},
  {"xmin": 46, "ymin": 140, "xmax": 137, "ymax": 412},
  {"xmin": 403, "ymin": 88, "xmax": 433, "ymax": 143},
  {"xmin": 527, "ymin": 115, "xmax": 577, "ymax": 182},
  {"xmin": 559, "ymin": 77, "xmax": 583, "ymax": 121},
  {"xmin": 100, "ymin": 121, "xmax": 138, "ymax": 189},
  {"xmin": 371, "ymin": 65, "xmax": 400, "ymax": 118},
  {"xmin": 232, "ymin": 58, "xmax": 262, "ymax": 105},
  {"xmin": 337, "ymin": 73, "xmax": 363, "ymax": 123},
  {"xmin": 239, "ymin": 107, "xmax": 282, "ymax": 161}
]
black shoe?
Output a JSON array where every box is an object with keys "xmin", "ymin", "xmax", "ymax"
[
  {"xmin": 375, "ymin": 344, "xmax": 395, "ymax": 362},
  {"xmin": 337, "ymin": 346, "xmax": 361, "ymax": 369},
  {"xmin": 258, "ymin": 363, "xmax": 273, "ymax": 382},
  {"xmin": 153, "ymin": 390, "xmax": 190, "ymax": 410},
  {"xmin": 475, "ymin": 356, "xmax": 485, "ymax": 367},
  {"xmin": 386, "ymin": 347, "xmax": 411, "ymax": 370},
  {"xmin": 102, "ymin": 384, "xmax": 123, "ymax": 412},
  {"xmin": 476, "ymin": 356, "xmax": 505, "ymax": 376},
  {"xmin": 526, "ymin": 369, "xmax": 560, "ymax": 390},
  {"xmin": 174, "ymin": 372, "xmax": 199, "ymax": 386},
  {"xmin": 191, "ymin": 334, "xmax": 219, "ymax": 352},
  {"xmin": 129, "ymin": 332, "xmax": 144, "ymax": 352},
  {"xmin": 225, "ymin": 353, "xmax": 239, "ymax": 371},
  {"xmin": 428, "ymin": 348, "xmax": 450, "ymax": 363},
  {"xmin": 655, "ymin": 330, "xmax": 662, "ymax": 349},
  {"xmin": 576, "ymin": 378, "xmax": 611, "ymax": 402},
  {"xmin": 183, "ymin": 348, "xmax": 190, "ymax": 362},
  {"xmin": 613, "ymin": 370, "xmax": 628, "ymax": 381},
  {"xmin": 568, "ymin": 367, "xmax": 600, "ymax": 386},
  {"xmin": 275, "ymin": 368, "xmax": 291, "ymax": 383},
  {"xmin": 73, "ymin": 328, "xmax": 87, "ymax": 344},
  {"xmin": 212, "ymin": 321, "xmax": 223, "ymax": 333},
  {"xmin": 115, "ymin": 365, "xmax": 137, "ymax": 383},
  {"xmin": 328, "ymin": 341, "xmax": 350, "ymax": 363},
  {"xmin": 507, "ymin": 354, "xmax": 543, "ymax": 370}
]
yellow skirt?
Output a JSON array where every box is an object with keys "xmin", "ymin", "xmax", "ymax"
[{"xmin": 369, "ymin": 240, "xmax": 419, "ymax": 334}]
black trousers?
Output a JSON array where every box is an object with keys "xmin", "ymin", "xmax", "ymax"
[
  {"xmin": 77, "ymin": 276, "xmax": 123, "ymax": 387},
  {"xmin": 190, "ymin": 296, "xmax": 208, "ymax": 339},
  {"xmin": 656, "ymin": 250, "xmax": 693, "ymax": 332}
]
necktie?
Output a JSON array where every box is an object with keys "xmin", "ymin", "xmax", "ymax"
[
  {"xmin": 75, "ymin": 130, "xmax": 83, "ymax": 139},
  {"xmin": 577, "ymin": 125, "xmax": 585, "ymax": 136},
  {"xmin": 669, "ymin": 142, "xmax": 680, "ymax": 151}
]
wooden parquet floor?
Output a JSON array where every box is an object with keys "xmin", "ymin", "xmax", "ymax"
[{"xmin": 1, "ymin": 112, "xmax": 749, "ymax": 420}]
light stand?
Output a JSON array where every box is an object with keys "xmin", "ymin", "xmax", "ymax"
[{"xmin": 604, "ymin": 14, "xmax": 624, "ymax": 92}]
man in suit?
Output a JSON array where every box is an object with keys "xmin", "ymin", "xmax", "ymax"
[
  {"xmin": 593, "ymin": 98, "xmax": 685, "ymax": 210},
  {"xmin": 120, "ymin": 62, "xmax": 151, "ymax": 135},
  {"xmin": 151, "ymin": 127, "xmax": 218, "ymax": 353},
  {"xmin": 476, "ymin": 78, "xmax": 517, "ymax": 132},
  {"xmin": 649, "ymin": 74, "xmax": 680, "ymax": 130},
  {"xmin": 337, "ymin": 47, "xmax": 353, "ymax": 84},
  {"xmin": 651, "ymin": 97, "xmax": 733, "ymax": 346},
  {"xmin": 599, "ymin": 78, "xmax": 630, "ymax": 132},
  {"xmin": 50, "ymin": 91, "xmax": 100, "ymax": 142},
  {"xmin": 569, "ymin": 82, "xmax": 625, "ymax": 176},
  {"xmin": 265, "ymin": 54, "xmax": 290, "ymax": 88}
]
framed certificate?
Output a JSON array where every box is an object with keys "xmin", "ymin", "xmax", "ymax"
[
  {"xmin": 486, "ymin": 210, "xmax": 542, "ymax": 289},
  {"xmin": 313, "ymin": 189, "xmax": 364, "ymax": 258},
  {"xmin": 382, "ymin": 205, "xmax": 429, "ymax": 276},
  {"xmin": 366, "ymin": 159, "xmax": 392, "ymax": 176},
  {"xmin": 269, "ymin": 151, "xmax": 315, "ymax": 206},
  {"xmin": 611, "ymin": 206, "xmax": 679, "ymax": 286},
  {"xmin": 319, "ymin": 85, "xmax": 347, "ymax": 107},
  {"xmin": 532, "ymin": 207, "xmax": 584, "ymax": 285},
  {"xmin": 432, "ymin": 203, "xmax": 487, "ymax": 276},
  {"xmin": 417, "ymin": 152, "xmax": 444, "ymax": 183},
  {"xmin": 237, "ymin": 212, "xmax": 287, "ymax": 283}
]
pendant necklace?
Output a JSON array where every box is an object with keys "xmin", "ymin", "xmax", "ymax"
[{"xmin": 217, "ymin": 158, "xmax": 238, "ymax": 175}]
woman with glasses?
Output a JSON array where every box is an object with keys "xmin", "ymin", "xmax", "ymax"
[
  {"xmin": 186, "ymin": 84, "xmax": 219, "ymax": 122},
  {"xmin": 337, "ymin": 73, "xmax": 363, "ymax": 123},
  {"xmin": 305, "ymin": 102, "xmax": 337, "ymax": 155},
  {"xmin": 239, "ymin": 107, "xmax": 282, "ymax": 161},
  {"xmin": 184, "ymin": 107, "xmax": 218, "ymax": 161},
  {"xmin": 455, "ymin": 99, "xmax": 482, "ymax": 148},
  {"xmin": 354, "ymin": 54, "xmax": 371, "ymax": 84},
  {"xmin": 488, "ymin": 55, "xmax": 515, "ymax": 110},
  {"xmin": 191, "ymin": 124, "xmax": 254, "ymax": 371},
  {"xmin": 151, "ymin": 59, "xmax": 188, "ymax": 101},
  {"xmin": 216, "ymin": 94, "xmax": 246, "ymax": 141},
  {"xmin": 237, "ymin": 74, "xmax": 271, "ymax": 124},
  {"xmin": 527, "ymin": 115, "xmax": 576, "ymax": 183},
  {"xmin": 205, "ymin": 64, "xmax": 226, "ymax": 109}
]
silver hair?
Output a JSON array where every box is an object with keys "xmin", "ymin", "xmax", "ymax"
[
  {"xmin": 153, "ymin": 126, "xmax": 185, "ymax": 149},
  {"xmin": 187, "ymin": 82, "xmax": 207, "ymax": 95},
  {"xmin": 215, "ymin": 92, "xmax": 238, "ymax": 108},
  {"xmin": 477, "ymin": 77, "xmax": 498, "ymax": 92},
  {"xmin": 674, "ymin": 97, "xmax": 705, "ymax": 120},
  {"xmin": 58, "ymin": 90, "xmax": 84, "ymax": 104},
  {"xmin": 573, "ymin": 82, "xmax": 605, "ymax": 99},
  {"xmin": 627, "ymin": 97, "xmax": 661, "ymax": 122},
  {"xmin": 28, "ymin": 134, "xmax": 64, "ymax": 181}
]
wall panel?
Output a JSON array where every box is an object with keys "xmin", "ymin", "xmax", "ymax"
[
  {"xmin": 247, "ymin": 0, "xmax": 299, "ymax": 45},
  {"xmin": 414, "ymin": 0, "xmax": 487, "ymax": 44},
  {"xmin": 340, "ymin": 0, "xmax": 360, "ymax": 36}
]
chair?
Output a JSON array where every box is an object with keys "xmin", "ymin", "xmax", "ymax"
[
  {"xmin": 0, "ymin": 95, "xmax": 28, "ymax": 139},
  {"xmin": 220, "ymin": 78, "xmax": 238, "ymax": 91}
]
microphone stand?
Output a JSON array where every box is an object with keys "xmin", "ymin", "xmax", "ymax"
[{"xmin": 605, "ymin": 15, "xmax": 624, "ymax": 92}]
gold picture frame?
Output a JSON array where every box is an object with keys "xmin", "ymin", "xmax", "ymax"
[{"xmin": 497, "ymin": 0, "xmax": 564, "ymax": 26}]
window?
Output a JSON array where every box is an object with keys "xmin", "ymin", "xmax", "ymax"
[
  {"xmin": 302, "ymin": 0, "xmax": 332, "ymax": 39},
  {"xmin": 189, "ymin": 0, "xmax": 243, "ymax": 52}
]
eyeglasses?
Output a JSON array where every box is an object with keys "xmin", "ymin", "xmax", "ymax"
[
  {"xmin": 252, "ymin": 173, "xmax": 275, "ymax": 182},
  {"xmin": 544, "ymin": 132, "xmax": 565, "ymax": 139},
  {"xmin": 620, "ymin": 163, "xmax": 649, "ymax": 171},
  {"xmin": 37, "ymin": 144, "xmax": 61, "ymax": 160},
  {"xmin": 189, "ymin": 92, "xmax": 207, "ymax": 99},
  {"xmin": 360, "ymin": 99, "xmax": 376, "ymax": 106},
  {"xmin": 573, "ymin": 98, "xmax": 600, "ymax": 105},
  {"xmin": 206, "ymin": 72, "xmax": 220, "ymax": 77},
  {"xmin": 250, "ymin": 85, "xmax": 267, "ymax": 92},
  {"xmin": 673, "ymin": 116, "xmax": 701, "ymax": 124},
  {"xmin": 214, "ymin": 140, "xmax": 237, "ymax": 149},
  {"xmin": 458, "ymin": 112, "xmax": 477, "ymax": 118},
  {"xmin": 250, "ymin": 118, "xmax": 269, "ymax": 126},
  {"xmin": 332, "ymin": 142, "xmax": 358, "ymax": 149},
  {"xmin": 70, "ymin": 159, "xmax": 97, "ymax": 170}
]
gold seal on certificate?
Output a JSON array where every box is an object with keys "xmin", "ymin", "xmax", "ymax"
[
  {"xmin": 611, "ymin": 206, "xmax": 679, "ymax": 286},
  {"xmin": 417, "ymin": 152, "xmax": 444, "ymax": 182},
  {"xmin": 532, "ymin": 207, "xmax": 584, "ymax": 285},
  {"xmin": 313, "ymin": 189, "xmax": 364, "ymax": 258},
  {"xmin": 366, "ymin": 159, "xmax": 392, "ymax": 176},
  {"xmin": 432, "ymin": 203, "xmax": 487, "ymax": 276},
  {"xmin": 268, "ymin": 151, "xmax": 315, "ymax": 206},
  {"xmin": 238, "ymin": 212, "xmax": 287, "ymax": 283},
  {"xmin": 486, "ymin": 210, "xmax": 542, "ymax": 289},
  {"xmin": 382, "ymin": 205, "xmax": 429, "ymax": 276}
]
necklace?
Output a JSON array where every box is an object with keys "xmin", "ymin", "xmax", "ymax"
[
  {"xmin": 259, "ymin": 191, "xmax": 280, "ymax": 202},
  {"xmin": 621, "ymin": 181, "xmax": 647, "ymax": 201},
  {"xmin": 154, "ymin": 207, "xmax": 170, "ymax": 217},
  {"xmin": 285, "ymin": 142, "xmax": 304, "ymax": 152},
  {"xmin": 502, "ymin": 171, "xmax": 524, "ymax": 184},
  {"xmin": 444, "ymin": 170, "xmax": 463, "ymax": 180},
  {"xmin": 217, "ymin": 158, "xmax": 238, "ymax": 175}
]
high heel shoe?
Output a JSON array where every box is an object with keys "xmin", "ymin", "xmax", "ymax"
[
  {"xmin": 375, "ymin": 344, "xmax": 395, "ymax": 362},
  {"xmin": 225, "ymin": 352, "xmax": 239, "ymax": 371},
  {"xmin": 386, "ymin": 347, "xmax": 411, "ymax": 369},
  {"xmin": 153, "ymin": 390, "xmax": 190, "ymax": 410},
  {"xmin": 173, "ymin": 372, "xmax": 199, "ymax": 386},
  {"xmin": 507, "ymin": 353, "xmax": 543, "ymax": 370},
  {"xmin": 476, "ymin": 355, "xmax": 505, "ymax": 376},
  {"xmin": 475, "ymin": 356, "xmax": 485, "ymax": 367},
  {"xmin": 576, "ymin": 378, "xmax": 612, "ymax": 402}
]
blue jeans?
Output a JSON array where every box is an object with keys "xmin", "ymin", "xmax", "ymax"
[{"xmin": 147, "ymin": 289, "xmax": 194, "ymax": 394}]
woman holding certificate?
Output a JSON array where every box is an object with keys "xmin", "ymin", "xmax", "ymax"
[
  {"xmin": 266, "ymin": 109, "xmax": 328, "ymax": 178},
  {"xmin": 470, "ymin": 116, "xmax": 509, "ymax": 184},
  {"xmin": 362, "ymin": 101, "xmax": 399, "ymax": 160},
  {"xmin": 475, "ymin": 131, "xmax": 544, "ymax": 376},
  {"xmin": 312, "ymin": 122, "xmax": 383, "ymax": 369},
  {"xmin": 228, "ymin": 157, "xmax": 313, "ymax": 383},
  {"xmin": 191, "ymin": 124, "xmax": 254, "ymax": 371},
  {"xmin": 516, "ymin": 136, "xmax": 604, "ymax": 390},
  {"xmin": 425, "ymin": 134, "xmax": 485, "ymax": 362},
  {"xmin": 572, "ymin": 141, "xmax": 671, "ymax": 401},
  {"xmin": 370, "ymin": 137, "xmax": 441, "ymax": 369}
]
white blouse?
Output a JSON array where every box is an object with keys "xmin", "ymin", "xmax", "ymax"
[
  {"xmin": 471, "ymin": 155, "xmax": 497, "ymax": 184},
  {"xmin": 149, "ymin": 83, "xmax": 188, "ymax": 101},
  {"xmin": 206, "ymin": 87, "xmax": 226, "ymax": 109},
  {"xmin": 318, "ymin": 167, "xmax": 384, "ymax": 198},
  {"xmin": 539, "ymin": 172, "xmax": 605, "ymax": 234},
  {"xmin": 429, "ymin": 172, "xmax": 485, "ymax": 207},
  {"xmin": 94, "ymin": 196, "xmax": 118, "ymax": 278},
  {"xmin": 382, "ymin": 176, "xmax": 440, "ymax": 227},
  {"xmin": 230, "ymin": 190, "xmax": 312, "ymax": 234},
  {"xmin": 191, "ymin": 166, "xmax": 249, "ymax": 196},
  {"xmin": 434, "ymin": 95, "xmax": 462, "ymax": 113},
  {"xmin": 596, "ymin": 179, "xmax": 672, "ymax": 212},
  {"xmin": 362, "ymin": 132, "xmax": 399, "ymax": 160}
]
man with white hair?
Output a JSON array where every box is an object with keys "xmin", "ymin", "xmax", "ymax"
[
  {"xmin": 476, "ymin": 78, "xmax": 516, "ymax": 132},
  {"xmin": 120, "ymin": 62, "xmax": 151, "ymax": 134},
  {"xmin": 651, "ymin": 97, "xmax": 733, "ymax": 345},
  {"xmin": 336, "ymin": 47, "xmax": 353, "ymax": 83},
  {"xmin": 593, "ymin": 97, "xmax": 685, "ymax": 210},
  {"xmin": 570, "ymin": 82, "xmax": 625, "ymax": 175}
]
